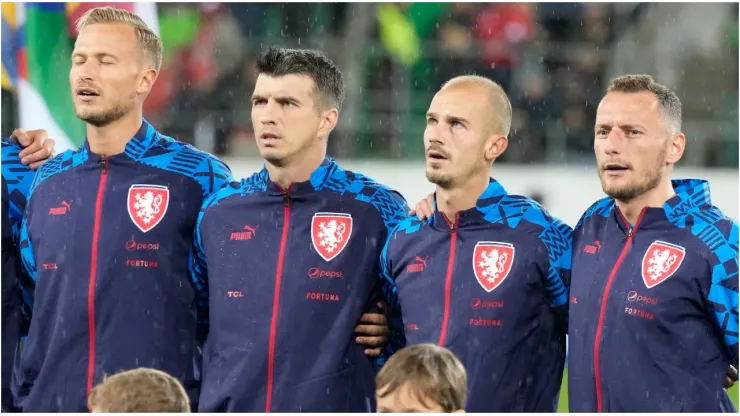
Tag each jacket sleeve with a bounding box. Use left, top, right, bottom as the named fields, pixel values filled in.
left=537, top=216, right=573, bottom=330
left=706, top=219, right=739, bottom=364
left=375, top=226, right=406, bottom=369
left=189, top=202, right=211, bottom=346
left=188, top=155, right=235, bottom=345
left=18, top=212, right=36, bottom=330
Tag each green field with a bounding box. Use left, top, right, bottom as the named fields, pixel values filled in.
left=556, top=368, right=740, bottom=412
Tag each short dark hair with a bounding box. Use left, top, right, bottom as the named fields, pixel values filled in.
left=607, top=74, right=682, bottom=131
left=256, top=47, right=345, bottom=113
left=376, top=344, right=467, bottom=412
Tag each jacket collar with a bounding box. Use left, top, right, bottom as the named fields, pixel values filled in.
left=612, top=179, right=712, bottom=232
left=255, top=156, right=339, bottom=196
left=82, top=119, right=157, bottom=163
left=429, top=178, right=509, bottom=230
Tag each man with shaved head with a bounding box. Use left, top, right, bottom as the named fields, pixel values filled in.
left=381, top=75, right=572, bottom=411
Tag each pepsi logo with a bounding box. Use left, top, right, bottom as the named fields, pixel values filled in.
left=308, top=268, right=343, bottom=279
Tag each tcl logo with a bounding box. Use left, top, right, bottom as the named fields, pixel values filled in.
left=470, top=298, right=504, bottom=310
left=228, top=291, right=244, bottom=298
left=308, top=268, right=343, bottom=279
left=125, top=239, right=160, bottom=251
left=627, top=291, right=658, bottom=305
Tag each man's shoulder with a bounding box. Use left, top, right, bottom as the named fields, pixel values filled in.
left=32, top=148, right=87, bottom=190
left=324, top=166, right=409, bottom=226
left=201, top=170, right=267, bottom=212
left=1, top=139, right=33, bottom=184
left=669, top=203, right=738, bottom=263
left=141, top=134, right=233, bottom=197
left=490, top=193, right=574, bottom=236
left=574, top=197, right=615, bottom=231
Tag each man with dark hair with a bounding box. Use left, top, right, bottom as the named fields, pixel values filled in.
left=376, top=344, right=467, bottom=413
left=193, top=47, right=409, bottom=412
left=567, top=74, right=738, bottom=412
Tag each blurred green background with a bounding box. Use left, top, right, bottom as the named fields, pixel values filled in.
left=556, top=368, right=740, bottom=412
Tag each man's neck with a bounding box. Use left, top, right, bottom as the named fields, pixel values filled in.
left=265, top=143, right=327, bottom=190
left=615, top=179, right=676, bottom=226
left=435, top=173, right=490, bottom=224
left=87, top=111, right=143, bottom=156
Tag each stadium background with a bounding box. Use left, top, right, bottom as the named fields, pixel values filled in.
left=1, top=2, right=738, bottom=410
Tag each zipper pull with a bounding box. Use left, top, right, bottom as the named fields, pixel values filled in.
left=100, top=156, right=108, bottom=173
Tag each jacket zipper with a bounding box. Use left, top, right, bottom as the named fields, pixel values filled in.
left=437, top=212, right=459, bottom=346
left=86, top=156, right=108, bottom=402
left=266, top=185, right=292, bottom=412
left=593, top=207, right=647, bottom=412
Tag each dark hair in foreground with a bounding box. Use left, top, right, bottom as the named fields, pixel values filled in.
left=256, top=47, right=345, bottom=113
left=376, top=344, right=467, bottom=412
left=607, top=74, right=682, bottom=131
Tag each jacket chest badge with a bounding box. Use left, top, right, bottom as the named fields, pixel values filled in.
left=473, top=242, right=515, bottom=292
left=311, top=212, right=353, bottom=261
left=641, top=240, right=686, bottom=289
left=127, top=184, right=170, bottom=233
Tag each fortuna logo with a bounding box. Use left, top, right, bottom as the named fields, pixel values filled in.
left=311, top=213, right=352, bottom=262
left=641, top=240, right=686, bottom=289
left=473, top=242, right=515, bottom=292
left=127, top=185, right=169, bottom=233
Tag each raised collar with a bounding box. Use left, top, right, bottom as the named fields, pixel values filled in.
left=429, top=178, right=509, bottom=230
left=610, top=179, right=713, bottom=232
left=82, top=119, right=157, bottom=163
left=255, top=156, right=339, bottom=196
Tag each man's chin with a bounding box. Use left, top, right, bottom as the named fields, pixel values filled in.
left=426, top=170, right=452, bottom=188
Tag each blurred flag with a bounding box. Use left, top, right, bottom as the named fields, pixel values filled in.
left=17, top=2, right=84, bottom=152
left=1, top=3, right=19, bottom=91
left=15, top=2, right=159, bottom=153
left=376, top=4, right=421, bottom=67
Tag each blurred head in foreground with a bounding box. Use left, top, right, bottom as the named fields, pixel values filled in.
left=594, top=74, right=685, bottom=203
left=424, top=75, right=511, bottom=189
left=70, top=7, right=162, bottom=127
left=376, top=344, right=467, bottom=413
left=251, top=47, right=345, bottom=169
left=88, top=368, right=190, bottom=413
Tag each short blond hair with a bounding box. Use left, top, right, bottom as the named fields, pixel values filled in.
left=442, top=75, right=512, bottom=137
left=88, top=368, right=190, bottom=413
left=76, top=6, right=162, bottom=70
left=607, top=74, right=682, bottom=132
left=376, top=344, right=467, bottom=412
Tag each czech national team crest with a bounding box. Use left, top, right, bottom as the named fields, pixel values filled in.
left=641, top=240, right=686, bottom=289
left=473, top=242, right=515, bottom=292
left=127, top=185, right=169, bottom=233
left=311, top=213, right=353, bottom=262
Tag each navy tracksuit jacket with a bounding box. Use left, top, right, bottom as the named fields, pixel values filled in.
left=16, top=120, right=233, bottom=411
left=193, top=157, right=409, bottom=412
left=568, top=179, right=739, bottom=412
left=1, top=139, right=34, bottom=412
left=382, top=178, right=572, bottom=412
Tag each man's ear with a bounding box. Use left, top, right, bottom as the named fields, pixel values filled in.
left=485, top=134, right=508, bottom=163
left=317, top=108, right=339, bottom=138
left=136, top=68, right=158, bottom=97
left=666, top=131, right=685, bottom=165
